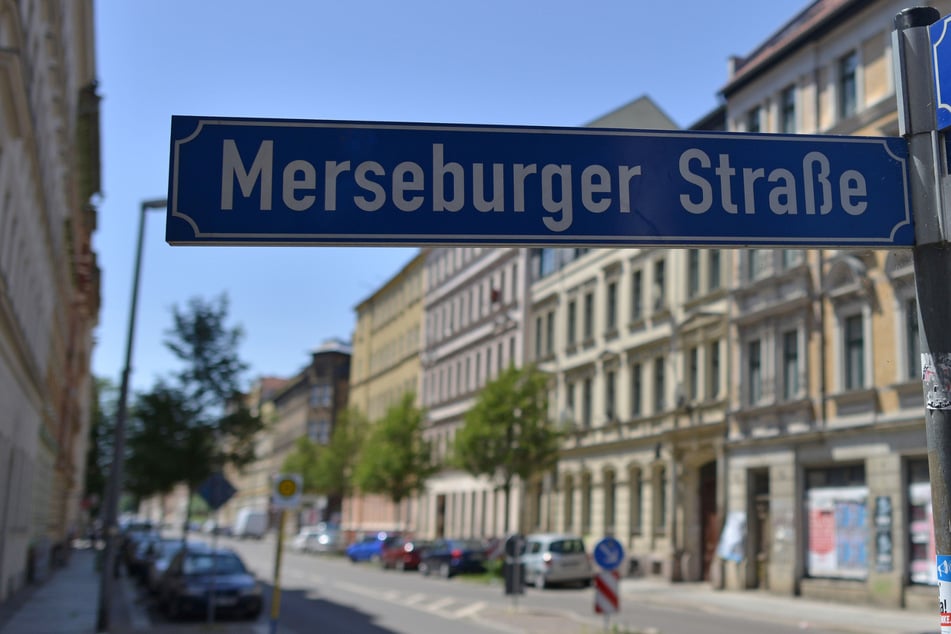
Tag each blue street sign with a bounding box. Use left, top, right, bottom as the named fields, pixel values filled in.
left=167, top=116, right=913, bottom=248
left=939, top=555, right=951, bottom=582
left=932, top=15, right=951, bottom=131
left=593, top=536, right=625, bottom=571
left=197, top=472, right=236, bottom=511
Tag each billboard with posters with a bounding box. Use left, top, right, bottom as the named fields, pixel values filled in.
left=807, top=486, right=868, bottom=580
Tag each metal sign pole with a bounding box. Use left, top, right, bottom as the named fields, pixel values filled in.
left=269, top=509, right=287, bottom=634
left=893, top=7, right=951, bottom=632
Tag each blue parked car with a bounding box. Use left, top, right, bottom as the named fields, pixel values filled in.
left=346, top=531, right=401, bottom=563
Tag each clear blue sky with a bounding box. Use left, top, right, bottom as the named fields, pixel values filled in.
left=92, top=0, right=807, bottom=393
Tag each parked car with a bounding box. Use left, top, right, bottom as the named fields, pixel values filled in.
left=126, top=534, right=172, bottom=581
left=519, top=533, right=592, bottom=589
left=146, top=540, right=209, bottom=595
left=345, top=531, right=400, bottom=563
left=293, top=523, right=343, bottom=554
left=157, top=547, right=262, bottom=621
left=418, top=538, right=487, bottom=578
left=381, top=538, right=432, bottom=571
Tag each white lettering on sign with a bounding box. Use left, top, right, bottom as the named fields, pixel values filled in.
left=218, top=140, right=870, bottom=233
left=678, top=148, right=868, bottom=217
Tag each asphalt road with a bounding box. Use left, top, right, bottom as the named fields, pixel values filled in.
left=198, top=536, right=843, bottom=634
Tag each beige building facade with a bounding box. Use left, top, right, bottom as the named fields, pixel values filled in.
left=0, top=0, right=101, bottom=602
left=345, top=251, right=426, bottom=534
left=717, top=0, right=951, bottom=609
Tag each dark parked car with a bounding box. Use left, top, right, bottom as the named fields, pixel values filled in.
left=418, top=538, right=487, bottom=578
left=146, top=540, right=209, bottom=594
left=158, top=548, right=262, bottom=621
left=345, top=532, right=401, bottom=563
left=381, top=538, right=432, bottom=571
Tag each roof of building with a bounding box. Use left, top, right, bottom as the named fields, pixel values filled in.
left=722, top=0, right=864, bottom=97
left=584, top=95, right=679, bottom=130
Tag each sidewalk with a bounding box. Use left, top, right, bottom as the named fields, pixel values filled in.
left=0, top=547, right=942, bottom=634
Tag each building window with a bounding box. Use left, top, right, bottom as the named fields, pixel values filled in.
left=656, top=466, right=668, bottom=532
left=582, top=377, right=593, bottom=428
left=688, top=346, right=699, bottom=401
left=567, top=300, right=577, bottom=346
left=748, top=339, right=762, bottom=404
left=708, top=340, right=720, bottom=399
left=605, top=370, right=616, bottom=423
left=839, top=51, right=858, bottom=119
left=781, top=84, right=796, bottom=133
left=653, top=259, right=666, bottom=310
left=653, top=357, right=665, bottom=413
left=783, top=329, right=800, bottom=400
left=583, top=292, right=594, bottom=341
left=709, top=251, right=721, bottom=290
left=687, top=249, right=700, bottom=298
left=606, top=280, right=618, bottom=332
left=630, top=468, right=643, bottom=535
left=908, top=458, right=935, bottom=585
left=604, top=471, right=616, bottom=535
left=747, top=250, right=767, bottom=281
left=806, top=464, right=868, bottom=580
left=581, top=474, right=592, bottom=535
left=631, top=270, right=643, bottom=320
left=746, top=105, right=761, bottom=133
left=631, top=362, right=642, bottom=417
left=906, top=298, right=921, bottom=381
left=564, top=477, right=574, bottom=534
left=844, top=314, right=865, bottom=390
left=782, top=249, right=804, bottom=269
left=534, top=316, right=543, bottom=360
left=566, top=380, right=575, bottom=418
left=545, top=310, right=555, bottom=356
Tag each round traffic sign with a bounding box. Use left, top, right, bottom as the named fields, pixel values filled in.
left=593, top=536, right=625, bottom=571
left=277, top=478, right=297, bottom=497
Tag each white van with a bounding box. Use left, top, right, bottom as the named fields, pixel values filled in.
left=232, top=508, right=268, bottom=539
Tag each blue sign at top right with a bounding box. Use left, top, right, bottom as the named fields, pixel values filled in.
left=931, top=15, right=951, bottom=130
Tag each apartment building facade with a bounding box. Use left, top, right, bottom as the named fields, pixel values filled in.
left=717, top=0, right=950, bottom=609
left=418, top=247, right=530, bottom=539
left=345, top=251, right=426, bottom=534
left=263, top=340, right=351, bottom=528
left=0, top=0, right=101, bottom=602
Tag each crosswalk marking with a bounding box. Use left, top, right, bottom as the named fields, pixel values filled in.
left=449, top=600, right=486, bottom=619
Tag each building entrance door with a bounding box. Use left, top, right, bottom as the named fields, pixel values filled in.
left=749, top=469, right=770, bottom=589
left=699, top=462, right=718, bottom=581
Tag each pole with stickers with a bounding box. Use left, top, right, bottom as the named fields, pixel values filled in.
left=894, top=7, right=951, bottom=633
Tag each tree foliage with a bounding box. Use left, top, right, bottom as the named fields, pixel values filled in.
left=453, top=364, right=561, bottom=531
left=83, top=377, right=116, bottom=518
left=283, top=407, right=367, bottom=498
left=354, top=393, right=437, bottom=513
left=124, top=294, right=262, bottom=499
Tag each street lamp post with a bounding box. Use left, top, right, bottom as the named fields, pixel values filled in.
left=96, top=198, right=167, bottom=632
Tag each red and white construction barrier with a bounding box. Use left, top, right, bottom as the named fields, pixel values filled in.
left=594, top=570, right=620, bottom=614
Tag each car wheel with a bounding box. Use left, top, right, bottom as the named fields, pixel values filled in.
left=581, top=577, right=592, bottom=588
left=166, top=597, right=182, bottom=621
left=439, top=562, right=452, bottom=579
left=245, top=606, right=262, bottom=621
left=349, top=555, right=357, bottom=563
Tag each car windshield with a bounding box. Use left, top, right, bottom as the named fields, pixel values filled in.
left=183, top=553, right=247, bottom=575
left=549, top=539, right=585, bottom=554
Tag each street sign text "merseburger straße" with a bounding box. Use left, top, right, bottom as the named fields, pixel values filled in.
left=166, top=116, right=913, bottom=248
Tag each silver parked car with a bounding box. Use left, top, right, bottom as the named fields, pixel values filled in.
left=520, top=533, right=593, bottom=589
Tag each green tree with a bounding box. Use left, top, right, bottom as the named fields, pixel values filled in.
left=83, top=377, right=116, bottom=519
left=123, top=294, right=261, bottom=528
left=354, top=394, right=437, bottom=526
left=282, top=407, right=367, bottom=513
left=453, top=364, right=561, bottom=533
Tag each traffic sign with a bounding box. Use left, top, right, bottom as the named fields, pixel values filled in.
left=271, top=473, right=302, bottom=510
left=167, top=116, right=913, bottom=248
left=196, top=472, right=236, bottom=511
left=593, top=536, right=625, bottom=571
left=932, top=15, right=951, bottom=130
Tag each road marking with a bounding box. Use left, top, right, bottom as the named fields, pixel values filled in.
left=449, top=601, right=486, bottom=619
left=382, top=589, right=400, bottom=600
left=403, top=593, right=427, bottom=605
left=426, top=597, right=456, bottom=612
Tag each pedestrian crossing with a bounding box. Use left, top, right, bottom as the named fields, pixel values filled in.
left=325, top=577, right=488, bottom=621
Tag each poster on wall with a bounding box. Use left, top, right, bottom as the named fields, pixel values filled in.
left=909, top=482, right=937, bottom=585
left=807, top=486, right=868, bottom=580
left=716, top=511, right=746, bottom=562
